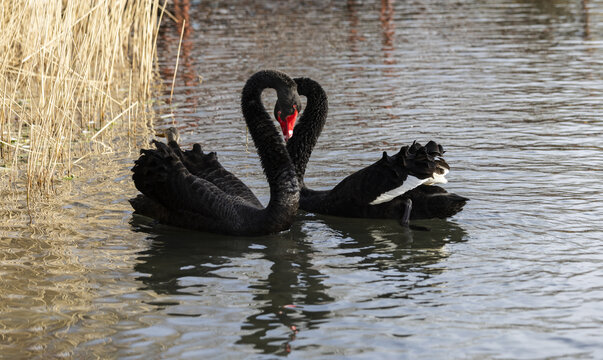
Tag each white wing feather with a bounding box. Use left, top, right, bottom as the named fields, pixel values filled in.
left=369, top=168, right=449, bottom=205
left=369, top=176, right=426, bottom=205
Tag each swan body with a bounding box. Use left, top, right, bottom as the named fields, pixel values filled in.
left=299, top=141, right=463, bottom=225
left=288, top=77, right=467, bottom=224
left=130, top=70, right=302, bottom=236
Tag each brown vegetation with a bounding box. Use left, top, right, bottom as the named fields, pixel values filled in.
left=0, top=0, right=164, bottom=195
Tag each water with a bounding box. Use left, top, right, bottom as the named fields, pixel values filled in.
left=2, top=0, right=603, bottom=358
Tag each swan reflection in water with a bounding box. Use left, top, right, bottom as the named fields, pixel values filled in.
left=132, top=216, right=466, bottom=355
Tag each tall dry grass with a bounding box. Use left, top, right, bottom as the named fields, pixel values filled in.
left=0, top=0, right=164, bottom=196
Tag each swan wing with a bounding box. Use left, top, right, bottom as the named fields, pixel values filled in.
left=323, top=154, right=414, bottom=207
left=165, top=139, right=262, bottom=208
left=132, top=141, right=254, bottom=223
left=369, top=175, right=427, bottom=205
left=179, top=143, right=263, bottom=208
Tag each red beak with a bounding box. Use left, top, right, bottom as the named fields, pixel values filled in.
left=278, top=109, right=298, bottom=141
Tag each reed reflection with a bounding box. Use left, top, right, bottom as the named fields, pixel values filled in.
left=346, top=0, right=364, bottom=49
left=507, top=0, right=591, bottom=41
left=380, top=0, right=396, bottom=66
left=158, top=0, right=200, bottom=118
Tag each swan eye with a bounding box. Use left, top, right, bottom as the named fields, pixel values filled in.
left=292, top=104, right=297, bottom=110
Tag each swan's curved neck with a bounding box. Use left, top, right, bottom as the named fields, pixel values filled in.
left=240, top=70, right=299, bottom=219
left=287, top=77, right=328, bottom=185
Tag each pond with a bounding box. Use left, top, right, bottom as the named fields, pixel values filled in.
left=2, top=0, right=603, bottom=358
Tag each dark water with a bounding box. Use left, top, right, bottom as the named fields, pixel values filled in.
left=2, top=0, right=603, bottom=358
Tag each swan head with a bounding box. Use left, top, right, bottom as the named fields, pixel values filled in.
left=275, top=92, right=302, bottom=141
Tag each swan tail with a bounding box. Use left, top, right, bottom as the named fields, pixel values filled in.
left=406, top=185, right=469, bottom=219
left=427, top=192, right=468, bottom=219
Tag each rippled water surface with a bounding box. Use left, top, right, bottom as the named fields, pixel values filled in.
left=2, top=0, right=603, bottom=358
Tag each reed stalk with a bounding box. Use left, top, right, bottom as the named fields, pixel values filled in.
left=0, top=0, right=163, bottom=196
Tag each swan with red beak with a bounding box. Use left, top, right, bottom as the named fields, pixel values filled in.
left=275, top=98, right=300, bottom=141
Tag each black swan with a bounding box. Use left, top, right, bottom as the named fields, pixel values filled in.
left=286, top=77, right=468, bottom=226
left=130, top=70, right=302, bottom=236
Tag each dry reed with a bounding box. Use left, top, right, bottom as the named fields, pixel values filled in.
left=0, top=0, right=164, bottom=197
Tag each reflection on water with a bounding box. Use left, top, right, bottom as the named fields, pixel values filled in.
left=2, top=0, right=603, bottom=358
left=132, top=216, right=465, bottom=356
